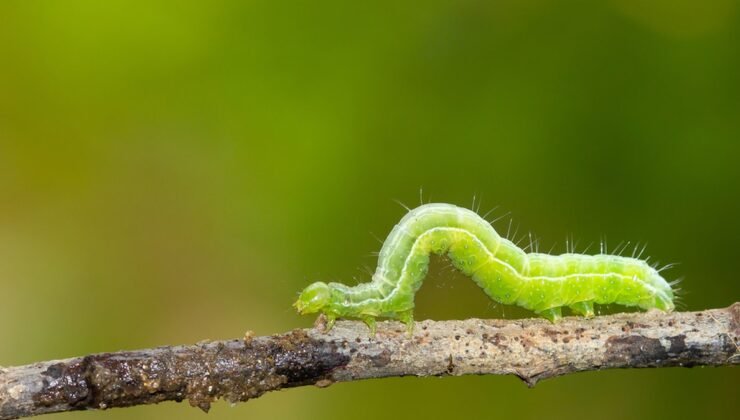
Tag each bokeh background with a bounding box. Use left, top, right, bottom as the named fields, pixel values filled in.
left=1, top=1, right=739, bottom=419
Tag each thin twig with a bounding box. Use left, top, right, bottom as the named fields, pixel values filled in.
left=1, top=304, right=738, bottom=419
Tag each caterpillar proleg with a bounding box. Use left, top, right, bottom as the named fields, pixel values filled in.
left=295, top=203, right=675, bottom=333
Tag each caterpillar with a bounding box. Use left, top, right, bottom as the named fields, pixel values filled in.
left=295, top=203, right=675, bottom=333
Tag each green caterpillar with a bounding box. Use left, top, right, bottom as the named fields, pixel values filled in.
left=295, top=203, right=675, bottom=333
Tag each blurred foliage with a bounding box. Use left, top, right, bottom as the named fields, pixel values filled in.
left=0, top=1, right=738, bottom=419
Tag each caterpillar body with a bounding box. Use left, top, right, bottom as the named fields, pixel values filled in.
left=295, top=203, right=675, bottom=333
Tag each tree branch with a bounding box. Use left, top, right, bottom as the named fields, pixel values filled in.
left=1, top=304, right=738, bottom=419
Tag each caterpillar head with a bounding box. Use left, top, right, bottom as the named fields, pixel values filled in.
left=294, top=281, right=330, bottom=315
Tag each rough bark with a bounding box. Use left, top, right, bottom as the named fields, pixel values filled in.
left=1, top=304, right=738, bottom=419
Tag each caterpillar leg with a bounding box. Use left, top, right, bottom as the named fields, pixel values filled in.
left=318, top=313, right=336, bottom=332
left=362, top=316, right=377, bottom=336
left=398, top=310, right=415, bottom=337
left=539, top=307, right=562, bottom=323
left=569, top=301, right=595, bottom=318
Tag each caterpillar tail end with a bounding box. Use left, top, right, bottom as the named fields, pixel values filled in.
left=656, top=293, right=675, bottom=313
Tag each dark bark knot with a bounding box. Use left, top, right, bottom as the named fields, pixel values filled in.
left=33, top=330, right=351, bottom=414
left=37, top=359, right=93, bottom=409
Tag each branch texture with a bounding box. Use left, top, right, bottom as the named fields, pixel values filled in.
left=1, top=304, right=738, bottom=419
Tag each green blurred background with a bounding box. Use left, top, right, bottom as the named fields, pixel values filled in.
left=1, top=1, right=738, bottom=419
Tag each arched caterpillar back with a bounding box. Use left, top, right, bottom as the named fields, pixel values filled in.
left=295, top=203, right=675, bottom=333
